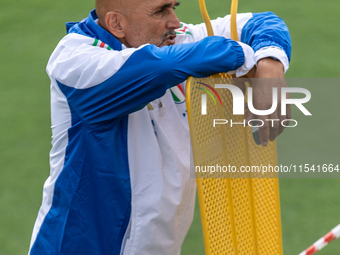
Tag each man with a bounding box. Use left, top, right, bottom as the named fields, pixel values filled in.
left=29, top=0, right=291, bottom=254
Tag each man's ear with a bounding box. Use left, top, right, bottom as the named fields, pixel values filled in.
left=105, top=12, right=125, bottom=38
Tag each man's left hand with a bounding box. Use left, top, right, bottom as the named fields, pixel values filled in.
left=245, top=57, right=291, bottom=146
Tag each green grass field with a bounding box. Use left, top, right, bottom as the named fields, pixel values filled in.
left=1, top=0, right=339, bottom=254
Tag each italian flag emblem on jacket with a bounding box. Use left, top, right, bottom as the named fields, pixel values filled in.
left=170, top=84, right=185, bottom=104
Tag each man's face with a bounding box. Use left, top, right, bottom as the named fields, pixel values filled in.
left=121, top=0, right=181, bottom=48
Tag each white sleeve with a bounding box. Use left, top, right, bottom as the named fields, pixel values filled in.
left=175, top=12, right=290, bottom=72
left=234, top=42, right=255, bottom=77
left=254, top=46, right=289, bottom=73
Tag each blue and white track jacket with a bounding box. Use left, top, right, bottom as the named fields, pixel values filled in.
left=29, top=9, right=291, bottom=255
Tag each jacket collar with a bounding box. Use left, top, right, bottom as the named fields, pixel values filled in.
left=66, top=9, right=123, bottom=51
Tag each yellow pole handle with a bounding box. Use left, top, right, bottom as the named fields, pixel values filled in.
left=230, top=0, right=239, bottom=41
left=198, top=0, right=214, bottom=36
left=198, top=0, right=239, bottom=40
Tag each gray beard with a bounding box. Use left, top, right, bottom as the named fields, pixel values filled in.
left=158, top=30, right=177, bottom=46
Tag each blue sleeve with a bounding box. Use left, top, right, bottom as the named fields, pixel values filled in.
left=57, top=36, right=244, bottom=125
left=241, top=12, right=292, bottom=61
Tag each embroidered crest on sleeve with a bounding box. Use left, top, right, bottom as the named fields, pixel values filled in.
left=175, top=23, right=192, bottom=36
left=170, top=84, right=185, bottom=104
left=92, top=39, right=112, bottom=50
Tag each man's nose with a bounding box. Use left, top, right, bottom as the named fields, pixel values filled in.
left=167, top=10, right=181, bottom=30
